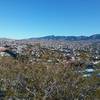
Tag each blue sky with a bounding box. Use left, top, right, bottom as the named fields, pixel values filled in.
left=0, top=0, right=100, bottom=39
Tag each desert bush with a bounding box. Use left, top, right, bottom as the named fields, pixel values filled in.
left=0, top=48, right=99, bottom=100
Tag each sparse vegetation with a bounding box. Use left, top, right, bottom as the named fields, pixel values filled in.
left=0, top=45, right=100, bottom=100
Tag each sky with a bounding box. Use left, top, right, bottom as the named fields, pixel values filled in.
left=0, top=0, right=100, bottom=39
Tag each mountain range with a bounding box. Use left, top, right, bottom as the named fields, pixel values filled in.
left=0, top=34, right=100, bottom=41
left=29, top=34, right=100, bottom=41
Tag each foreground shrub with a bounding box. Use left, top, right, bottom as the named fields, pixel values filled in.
left=0, top=55, right=99, bottom=100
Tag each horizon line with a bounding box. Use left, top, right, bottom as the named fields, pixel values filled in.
left=0, top=33, right=99, bottom=40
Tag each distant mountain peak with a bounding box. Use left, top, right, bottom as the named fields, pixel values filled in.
left=28, top=34, right=100, bottom=41
left=0, top=34, right=100, bottom=41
